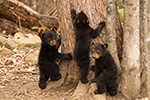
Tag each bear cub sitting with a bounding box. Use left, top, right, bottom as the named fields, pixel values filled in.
left=71, top=9, right=105, bottom=84
left=38, top=27, right=72, bottom=89
left=90, top=43, right=118, bottom=96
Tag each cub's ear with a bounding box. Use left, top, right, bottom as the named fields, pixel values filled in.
left=52, top=27, right=57, bottom=32
left=39, top=32, right=44, bottom=38
left=103, top=43, right=108, bottom=49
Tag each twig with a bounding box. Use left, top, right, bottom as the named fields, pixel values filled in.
left=39, top=21, right=50, bottom=30
left=18, top=16, right=23, bottom=33
left=10, top=8, right=24, bottom=34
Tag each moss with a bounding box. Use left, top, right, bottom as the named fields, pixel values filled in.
left=118, top=8, right=124, bottom=19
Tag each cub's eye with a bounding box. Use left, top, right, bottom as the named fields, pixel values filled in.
left=96, top=50, right=100, bottom=54
left=86, top=19, right=89, bottom=23
left=76, top=19, right=80, bottom=24
left=53, top=36, right=56, bottom=40
left=73, top=19, right=76, bottom=24
left=83, top=19, right=89, bottom=24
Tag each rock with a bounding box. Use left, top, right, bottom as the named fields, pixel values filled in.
left=0, top=48, right=13, bottom=56
left=14, top=32, right=26, bottom=39
left=19, top=34, right=41, bottom=49
left=0, top=36, right=7, bottom=47
left=24, top=50, right=39, bottom=65
left=5, top=39, right=18, bottom=50
left=5, top=33, right=41, bottom=50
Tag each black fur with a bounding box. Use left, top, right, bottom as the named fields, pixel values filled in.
left=38, top=28, right=72, bottom=89
left=90, top=43, right=118, bottom=96
left=71, top=9, right=106, bottom=84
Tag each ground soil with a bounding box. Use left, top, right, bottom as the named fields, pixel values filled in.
left=0, top=47, right=95, bottom=100
left=0, top=67, right=92, bottom=100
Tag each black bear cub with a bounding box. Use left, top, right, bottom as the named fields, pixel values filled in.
left=38, top=28, right=72, bottom=89
left=90, top=43, right=118, bottom=96
left=71, top=9, right=105, bottom=84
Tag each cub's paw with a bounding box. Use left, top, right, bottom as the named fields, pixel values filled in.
left=67, top=53, right=72, bottom=60
left=71, top=8, right=76, bottom=14
left=71, top=8, right=76, bottom=19
left=58, top=35, right=61, bottom=41
left=107, top=89, right=117, bottom=96
left=38, top=82, right=46, bottom=89
left=51, top=73, right=62, bottom=81
left=94, top=90, right=105, bottom=94
left=90, top=65, right=95, bottom=72
left=99, top=21, right=106, bottom=27
left=80, top=77, right=89, bottom=84
left=91, top=78, right=96, bottom=83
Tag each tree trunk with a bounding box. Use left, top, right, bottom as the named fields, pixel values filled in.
left=106, top=0, right=122, bottom=76
left=0, top=0, right=58, bottom=31
left=146, top=0, right=150, bottom=99
left=140, top=0, right=149, bottom=97
left=120, top=0, right=141, bottom=99
left=56, top=0, right=123, bottom=99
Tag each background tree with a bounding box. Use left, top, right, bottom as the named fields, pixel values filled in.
left=121, top=0, right=150, bottom=99
left=140, top=0, right=149, bottom=98
left=146, top=0, right=150, bottom=99
left=120, top=0, right=141, bottom=99
left=106, top=0, right=122, bottom=76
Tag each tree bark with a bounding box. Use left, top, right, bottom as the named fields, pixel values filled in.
left=0, top=0, right=58, bottom=31
left=120, top=0, right=141, bottom=99
left=106, top=0, right=122, bottom=76
left=140, top=0, right=148, bottom=97
left=146, top=0, right=150, bottom=99
left=56, top=0, right=123, bottom=99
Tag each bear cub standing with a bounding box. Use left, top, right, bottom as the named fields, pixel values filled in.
left=38, top=28, right=72, bottom=89
left=71, top=9, right=105, bottom=84
left=90, top=43, right=118, bottom=96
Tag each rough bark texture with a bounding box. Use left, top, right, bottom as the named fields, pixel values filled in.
left=56, top=0, right=123, bottom=100
left=106, top=0, right=122, bottom=76
left=0, top=0, right=58, bottom=31
left=146, top=0, right=150, bottom=99
left=140, top=0, right=148, bottom=97
left=120, top=0, right=141, bottom=99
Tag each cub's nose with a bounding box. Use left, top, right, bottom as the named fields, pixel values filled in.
left=49, top=40, right=56, bottom=46
left=52, top=40, right=56, bottom=45
left=92, top=53, right=99, bottom=59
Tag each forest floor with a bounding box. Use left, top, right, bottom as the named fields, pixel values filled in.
left=0, top=66, right=90, bottom=100
left=0, top=46, right=94, bottom=100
